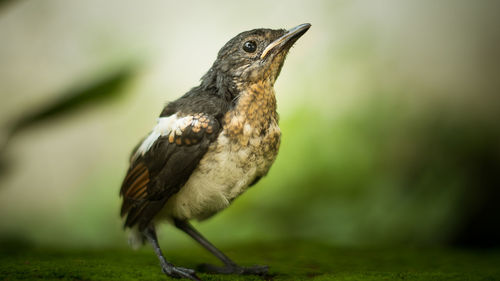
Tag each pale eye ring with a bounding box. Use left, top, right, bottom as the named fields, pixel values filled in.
left=243, top=41, right=257, bottom=53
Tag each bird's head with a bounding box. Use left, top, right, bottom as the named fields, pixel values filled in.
left=201, top=23, right=311, bottom=95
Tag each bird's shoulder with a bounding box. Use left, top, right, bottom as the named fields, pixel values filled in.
left=132, top=87, right=231, bottom=162
left=160, top=86, right=232, bottom=119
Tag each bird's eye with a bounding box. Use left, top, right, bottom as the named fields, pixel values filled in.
left=243, top=41, right=257, bottom=53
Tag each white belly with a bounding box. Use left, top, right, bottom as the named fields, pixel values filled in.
left=158, top=124, right=280, bottom=221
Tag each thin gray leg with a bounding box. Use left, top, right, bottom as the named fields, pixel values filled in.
left=174, top=219, right=268, bottom=275
left=142, top=225, right=202, bottom=280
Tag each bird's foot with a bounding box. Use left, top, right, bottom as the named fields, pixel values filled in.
left=162, top=264, right=201, bottom=281
left=198, top=263, right=269, bottom=275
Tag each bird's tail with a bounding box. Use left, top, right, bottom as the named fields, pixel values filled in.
left=126, top=226, right=145, bottom=250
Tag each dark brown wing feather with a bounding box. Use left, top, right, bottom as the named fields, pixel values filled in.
left=122, top=163, right=149, bottom=199
left=120, top=113, right=221, bottom=230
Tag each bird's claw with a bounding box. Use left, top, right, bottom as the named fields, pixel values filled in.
left=198, top=263, right=269, bottom=275
left=162, top=265, right=201, bottom=280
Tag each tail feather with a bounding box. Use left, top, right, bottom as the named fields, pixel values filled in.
left=127, top=226, right=145, bottom=250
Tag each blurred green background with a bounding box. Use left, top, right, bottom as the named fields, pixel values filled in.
left=1, top=0, right=499, bottom=258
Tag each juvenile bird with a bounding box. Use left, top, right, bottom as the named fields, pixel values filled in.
left=119, top=23, right=311, bottom=280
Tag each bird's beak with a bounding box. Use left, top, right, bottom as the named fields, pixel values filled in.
left=261, top=23, right=311, bottom=59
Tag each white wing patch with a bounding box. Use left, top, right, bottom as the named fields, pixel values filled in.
left=131, top=113, right=192, bottom=162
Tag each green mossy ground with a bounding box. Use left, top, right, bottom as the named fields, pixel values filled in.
left=1, top=241, right=499, bottom=281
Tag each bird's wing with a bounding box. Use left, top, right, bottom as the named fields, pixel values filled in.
left=120, top=112, right=221, bottom=230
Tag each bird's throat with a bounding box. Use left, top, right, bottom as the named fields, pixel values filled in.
left=223, top=81, right=278, bottom=140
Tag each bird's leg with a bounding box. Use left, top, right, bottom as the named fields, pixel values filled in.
left=142, top=225, right=202, bottom=281
left=174, top=219, right=268, bottom=275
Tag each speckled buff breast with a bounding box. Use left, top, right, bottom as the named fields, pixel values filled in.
left=161, top=81, right=281, bottom=221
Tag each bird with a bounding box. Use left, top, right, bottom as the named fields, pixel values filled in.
left=119, top=23, right=311, bottom=280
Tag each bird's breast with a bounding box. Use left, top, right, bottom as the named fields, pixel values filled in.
left=160, top=123, right=280, bottom=221
left=159, top=83, right=281, bottom=221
